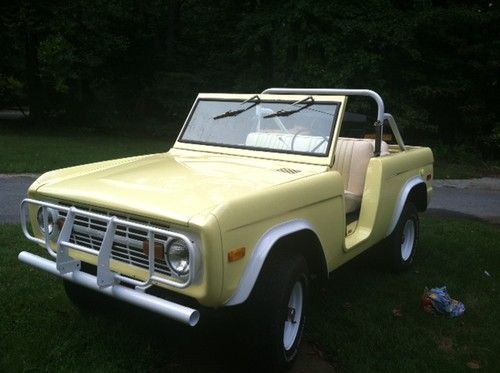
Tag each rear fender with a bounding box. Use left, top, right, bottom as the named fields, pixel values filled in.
left=386, top=176, right=426, bottom=236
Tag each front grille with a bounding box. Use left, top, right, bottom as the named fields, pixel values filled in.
left=59, top=207, right=173, bottom=277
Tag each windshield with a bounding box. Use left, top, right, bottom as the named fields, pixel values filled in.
left=179, top=98, right=340, bottom=156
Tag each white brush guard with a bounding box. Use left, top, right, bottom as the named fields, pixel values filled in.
left=19, top=198, right=200, bottom=326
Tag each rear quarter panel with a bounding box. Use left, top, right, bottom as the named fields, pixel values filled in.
left=343, top=146, right=433, bottom=256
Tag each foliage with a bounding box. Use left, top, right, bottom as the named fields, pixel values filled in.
left=0, top=1, right=499, bottom=157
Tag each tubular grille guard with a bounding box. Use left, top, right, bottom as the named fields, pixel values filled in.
left=20, top=198, right=199, bottom=289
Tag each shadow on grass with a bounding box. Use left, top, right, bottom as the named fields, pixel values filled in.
left=1, top=217, right=499, bottom=372
left=69, top=296, right=255, bottom=372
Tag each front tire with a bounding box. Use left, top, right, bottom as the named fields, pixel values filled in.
left=246, top=252, right=309, bottom=371
left=387, top=201, right=419, bottom=272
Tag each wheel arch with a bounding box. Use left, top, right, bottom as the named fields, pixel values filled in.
left=387, top=176, right=427, bottom=236
left=270, top=229, right=328, bottom=284
left=407, top=182, right=427, bottom=212
left=224, top=219, right=327, bottom=306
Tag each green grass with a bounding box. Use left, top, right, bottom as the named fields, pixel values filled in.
left=308, top=218, right=500, bottom=371
left=1, top=217, right=499, bottom=372
left=1, top=130, right=498, bottom=178
left=0, top=132, right=173, bottom=173
left=431, top=144, right=499, bottom=179
left=433, top=159, right=499, bottom=179
left=0, top=224, right=233, bottom=372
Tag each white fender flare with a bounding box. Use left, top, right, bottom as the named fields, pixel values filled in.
left=386, top=176, right=426, bottom=236
left=225, top=219, right=320, bottom=306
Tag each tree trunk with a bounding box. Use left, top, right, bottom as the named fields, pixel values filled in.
left=24, top=27, right=42, bottom=125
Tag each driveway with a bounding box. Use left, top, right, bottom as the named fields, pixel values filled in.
left=426, top=177, right=500, bottom=224
left=0, top=174, right=39, bottom=223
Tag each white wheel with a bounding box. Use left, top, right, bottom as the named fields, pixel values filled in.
left=401, top=220, right=416, bottom=261
left=283, top=281, right=304, bottom=350
left=387, top=201, right=419, bottom=272
left=246, top=252, right=309, bottom=370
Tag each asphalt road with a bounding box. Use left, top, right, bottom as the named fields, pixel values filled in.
left=427, top=178, right=500, bottom=224
left=0, top=174, right=39, bottom=223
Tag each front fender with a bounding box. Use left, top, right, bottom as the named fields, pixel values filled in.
left=224, top=219, right=320, bottom=306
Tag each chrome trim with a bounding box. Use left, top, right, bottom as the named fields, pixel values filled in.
left=20, top=198, right=199, bottom=289
left=18, top=251, right=200, bottom=326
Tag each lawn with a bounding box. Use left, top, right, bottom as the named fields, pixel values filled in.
left=307, top=217, right=500, bottom=371
left=1, top=130, right=498, bottom=178
left=0, top=132, right=173, bottom=174
left=1, top=217, right=499, bottom=372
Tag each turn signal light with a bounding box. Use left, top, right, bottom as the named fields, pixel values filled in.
left=228, top=247, right=246, bottom=262
left=56, top=218, right=65, bottom=230
left=142, top=240, right=165, bottom=260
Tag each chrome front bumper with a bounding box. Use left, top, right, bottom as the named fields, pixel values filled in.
left=19, top=198, right=200, bottom=326
left=18, top=251, right=200, bottom=325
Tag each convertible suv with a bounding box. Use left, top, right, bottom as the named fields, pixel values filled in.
left=19, top=88, right=433, bottom=370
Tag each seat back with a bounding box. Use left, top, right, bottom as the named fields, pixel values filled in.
left=245, top=132, right=328, bottom=154
left=244, top=133, right=388, bottom=197
left=333, top=137, right=389, bottom=196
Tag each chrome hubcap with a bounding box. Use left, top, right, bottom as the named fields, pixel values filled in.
left=283, top=281, right=303, bottom=350
left=287, top=306, right=297, bottom=324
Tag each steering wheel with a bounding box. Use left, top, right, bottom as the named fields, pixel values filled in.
left=291, top=131, right=329, bottom=153
left=290, top=130, right=308, bottom=151
left=310, top=137, right=329, bottom=153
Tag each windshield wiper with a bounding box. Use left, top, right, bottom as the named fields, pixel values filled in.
left=213, top=95, right=260, bottom=120
left=263, top=96, right=315, bottom=118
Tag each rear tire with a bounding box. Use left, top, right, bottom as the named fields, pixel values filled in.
left=246, top=252, right=309, bottom=371
left=387, top=201, right=419, bottom=272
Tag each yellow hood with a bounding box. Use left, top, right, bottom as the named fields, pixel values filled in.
left=34, top=151, right=319, bottom=226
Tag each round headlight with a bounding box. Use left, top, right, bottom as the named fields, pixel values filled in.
left=36, top=207, right=57, bottom=236
left=165, top=239, right=190, bottom=275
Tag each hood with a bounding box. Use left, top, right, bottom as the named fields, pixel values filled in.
left=34, top=152, right=319, bottom=226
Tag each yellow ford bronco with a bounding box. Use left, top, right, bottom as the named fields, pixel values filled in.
left=19, top=88, right=433, bottom=370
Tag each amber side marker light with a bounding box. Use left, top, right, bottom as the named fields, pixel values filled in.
left=142, top=240, right=165, bottom=260
left=56, top=218, right=65, bottom=230
left=228, top=247, right=246, bottom=262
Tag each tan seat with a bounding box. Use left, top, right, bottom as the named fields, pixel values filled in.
left=246, top=133, right=388, bottom=213
left=334, top=137, right=389, bottom=213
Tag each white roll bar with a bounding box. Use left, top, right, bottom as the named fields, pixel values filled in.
left=261, top=88, right=397, bottom=156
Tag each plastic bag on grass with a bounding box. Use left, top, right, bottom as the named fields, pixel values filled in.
left=421, top=286, right=465, bottom=317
